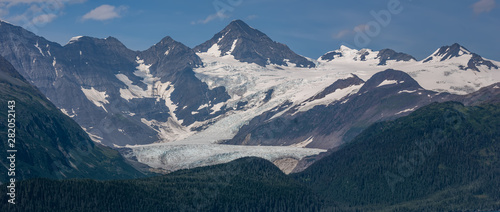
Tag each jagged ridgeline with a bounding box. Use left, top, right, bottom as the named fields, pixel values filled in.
left=294, top=102, right=500, bottom=211
left=0, top=55, right=146, bottom=182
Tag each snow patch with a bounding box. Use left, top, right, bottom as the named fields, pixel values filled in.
left=34, top=42, right=44, bottom=56
left=210, top=102, right=225, bottom=114
left=377, top=80, right=399, bottom=87
left=68, top=36, right=83, bottom=44
left=81, top=87, right=109, bottom=112
left=294, top=84, right=363, bottom=113
left=396, top=106, right=418, bottom=115
left=398, top=90, right=417, bottom=94
left=206, top=43, right=222, bottom=56
left=291, top=136, right=314, bottom=148
left=140, top=117, right=192, bottom=143
left=81, top=127, right=103, bottom=143
left=60, top=108, right=75, bottom=118
left=227, top=39, right=238, bottom=55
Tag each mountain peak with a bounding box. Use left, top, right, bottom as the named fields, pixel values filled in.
left=319, top=47, right=415, bottom=65
left=67, top=36, right=85, bottom=44
left=339, top=45, right=353, bottom=51
left=221, top=20, right=263, bottom=38
left=423, top=43, right=471, bottom=62
left=159, top=36, right=175, bottom=43
left=359, top=69, right=422, bottom=92
left=436, top=43, right=471, bottom=57
left=376, top=49, right=416, bottom=65
left=226, top=19, right=253, bottom=30
left=422, top=43, right=498, bottom=71
left=194, top=21, right=315, bottom=68
left=66, top=36, right=117, bottom=45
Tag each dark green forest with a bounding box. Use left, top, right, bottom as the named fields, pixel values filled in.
left=1, top=157, right=323, bottom=212
left=296, top=102, right=500, bottom=211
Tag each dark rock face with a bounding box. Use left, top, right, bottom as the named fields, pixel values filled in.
left=139, top=36, right=203, bottom=80
left=305, top=74, right=364, bottom=102
left=0, top=21, right=230, bottom=146
left=358, top=69, right=421, bottom=92
left=194, top=20, right=315, bottom=68
left=376, top=49, right=416, bottom=65
left=423, top=43, right=498, bottom=71
left=434, top=43, right=466, bottom=61
left=0, top=55, right=145, bottom=182
left=319, top=51, right=343, bottom=61
left=359, top=51, right=370, bottom=61
left=466, top=53, right=499, bottom=72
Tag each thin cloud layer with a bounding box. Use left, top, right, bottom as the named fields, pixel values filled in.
left=472, top=0, right=496, bottom=14
left=82, top=4, right=126, bottom=21
left=0, top=0, right=83, bottom=26
left=32, top=13, right=56, bottom=24
left=334, top=24, right=369, bottom=39
left=0, top=0, right=85, bottom=7
left=191, top=12, right=228, bottom=25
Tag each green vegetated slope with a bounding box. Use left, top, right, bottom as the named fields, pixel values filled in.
left=296, top=101, right=500, bottom=211
left=1, top=157, right=323, bottom=212
left=0, top=56, right=146, bottom=182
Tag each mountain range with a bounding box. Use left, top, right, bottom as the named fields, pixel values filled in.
left=1, top=18, right=499, bottom=211
left=0, top=19, right=499, bottom=173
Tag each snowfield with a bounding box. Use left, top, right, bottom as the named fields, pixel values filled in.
left=118, top=44, right=500, bottom=173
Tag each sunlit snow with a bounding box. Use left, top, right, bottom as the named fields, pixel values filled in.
left=81, top=87, right=109, bottom=112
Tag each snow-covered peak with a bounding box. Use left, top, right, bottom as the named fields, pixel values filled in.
left=67, top=36, right=84, bottom=44
left=339, top=45, right=353, bottom=51
left=194, top=20, right=315, bottom=67
left=319, top=45, right=378, bottom=63
left=423, top=43, right=472, bottom=63
left=0, top=19, right=11, bottom=25
left=320, top=46, right=416, bottom=66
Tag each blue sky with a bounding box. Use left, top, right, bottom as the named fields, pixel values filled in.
left=1, top=0, right=499, bottom=60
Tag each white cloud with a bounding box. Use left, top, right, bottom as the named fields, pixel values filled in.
left=246, top=14, right=258, bottom=20
left=191, top=11, right=228, bottom=25
left=472, top=0, right=496, bottom=14
left=32, top=13, right=56, bottom=24
left=0, top=0, right=85, bottom=26
left=334, top=29, right=352, bottom=39
left=0, top=0, right=85, bottom=7
left=0, top=3, right=9, bottom=17
left=82, top=4, right=127, bottom=21
left=333, top=24, right=369, bottom=39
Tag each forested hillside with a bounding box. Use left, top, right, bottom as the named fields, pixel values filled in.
left=296, top=102, right=500, bottom=211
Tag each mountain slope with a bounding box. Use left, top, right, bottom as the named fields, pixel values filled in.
left=294, top=101, right=500, bottom=211
left=0, top=157, right=323, bottom=212
left=0, top=21, right=231, bottom=146
left=225, top=69, right=452, bottom=149
left=0, top=55, right=146, bottom=182
left=194, top=20, right=315, bottom=67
